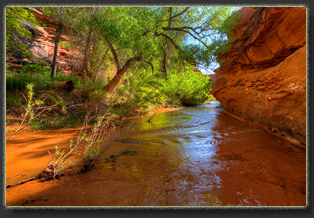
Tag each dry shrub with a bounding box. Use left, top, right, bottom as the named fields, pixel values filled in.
left=44, top=109, right=123, bottom=179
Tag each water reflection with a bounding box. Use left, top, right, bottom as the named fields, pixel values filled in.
left=98, top=101, right=306, bottom=206
left=6, top=102, right=306, bottom=206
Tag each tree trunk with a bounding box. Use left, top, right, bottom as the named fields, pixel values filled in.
left=158, top=49, right=167, bottom=80
left=51, top=20, right=63, bottom=80
left=93, top=48, right=109, bottom=82
left=81, top=27, right=93, bottom=79
left=104, top=34, right=121, bottom=71
left=103, top=56, right=142, bottom=93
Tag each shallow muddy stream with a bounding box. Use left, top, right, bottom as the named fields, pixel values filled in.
left=6, top=102, right=306, bottom=206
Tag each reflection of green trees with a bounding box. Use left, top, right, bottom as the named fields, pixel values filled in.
left=134, top=110, right=191, bottom=132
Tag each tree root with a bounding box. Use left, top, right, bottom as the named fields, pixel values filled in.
left=6, top=177, right=38, bottom=189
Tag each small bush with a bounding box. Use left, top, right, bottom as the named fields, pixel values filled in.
left=44, top=110, right=122, bottom=179
left=164, top=68, right=213, bottom=106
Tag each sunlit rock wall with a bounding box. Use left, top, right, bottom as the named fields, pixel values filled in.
left=212, top=7, right=307, bottom=147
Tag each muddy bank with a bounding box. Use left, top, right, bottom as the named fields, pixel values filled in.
left=6, top=126, right=83, bottom=186
left=5, top=106, right=185, bottom=187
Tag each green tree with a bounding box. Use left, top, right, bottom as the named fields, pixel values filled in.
left=93, top=7, right=238, bottom=93
left=54, top=7, right=110, bottom=82
left=41, top=7, right=83, bottom=79
left=70, top=7, right=104, bottom=80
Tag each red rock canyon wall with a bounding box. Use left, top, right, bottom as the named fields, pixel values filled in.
left=212, top=7, right=307, bottom=147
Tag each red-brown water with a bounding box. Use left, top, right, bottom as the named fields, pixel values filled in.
left=6, top=102, right=307, bottom=207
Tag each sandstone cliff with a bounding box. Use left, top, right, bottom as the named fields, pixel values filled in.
left=212, top=7, right=307, bottom=147
left=6, top=8, right=83, bottom=76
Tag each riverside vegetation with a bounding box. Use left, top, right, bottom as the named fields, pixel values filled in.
left=6, top=6, right=240, bottom=183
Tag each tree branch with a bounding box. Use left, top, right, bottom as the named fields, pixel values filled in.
left=144, top=60, right=154, bottom=74
left=168, top=7, right=173, bottom=28
left=103, top=56, right=142, bottom=93
left=169, top=7, right=190, bottom=21
left=155, top=32, right=180, bottom=50
left=162, top=27, right=208, bottom=48
left=103, top=34, right=121, bottom=71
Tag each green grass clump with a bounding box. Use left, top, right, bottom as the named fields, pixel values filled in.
left=29, top=113, right=85, bottom=130
left=6, top=62, right=82, bottom=92
left=6, top=90, right=24, bottom=107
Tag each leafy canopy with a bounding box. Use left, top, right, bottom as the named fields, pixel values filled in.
left=92, top=7, right=238, bottom=71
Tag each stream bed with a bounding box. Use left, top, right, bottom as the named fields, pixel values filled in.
left=6, top=102, right=306, bottom=206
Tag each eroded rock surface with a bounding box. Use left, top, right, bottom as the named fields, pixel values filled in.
left=212, top=7, right=307, bottom=146
left=7, top=8, right=83, bottom=76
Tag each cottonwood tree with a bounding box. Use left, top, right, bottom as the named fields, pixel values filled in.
left=51, top=8, right=64, bottom=80
left=91, top=7, right=239, bottom=92
left=64, top=7, right=110, bottom=82
left=72, top=7, right=102, bottom=80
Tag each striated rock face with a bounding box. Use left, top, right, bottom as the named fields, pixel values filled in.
left=212, top=7, right=307, bottom=147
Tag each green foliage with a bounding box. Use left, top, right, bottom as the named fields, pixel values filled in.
left=21, top=62, right=50, bottom=74
left=25, top=83, right=35, bottom=120
left=74, top=77, right=106, bottom=91
left=59, top=41, right=71, bottom=50
left=6, top=63, right=51, bottom=91
left=7, top=82, right=44, bottom=138
left=208, top=94, right=217, bottom=101
left=6, top=72, right=50, bottom=92
left=24, top=83, right=44, bottom=126
left=6, top=6, right=237, bottom=122
left=6, top=62, right=82, bottom=92
left=161, top=67, right=213, bottom=106
left=30, top=113, right=85, bottom=130
left=111, top=65, right=213, bottom=116
left=94, top=7, right=234, bottom=70
left=6, top=7, right=38, bottom=57
left=81, top=114, right=115, bottom=161
left=6, top=90, right=24, bottom=107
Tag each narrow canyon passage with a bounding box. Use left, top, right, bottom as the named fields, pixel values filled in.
left=6, top=102, right=306, bottom=206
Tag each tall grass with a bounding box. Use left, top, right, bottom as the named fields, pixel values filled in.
left=5, top=62, right=99, bottom=93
